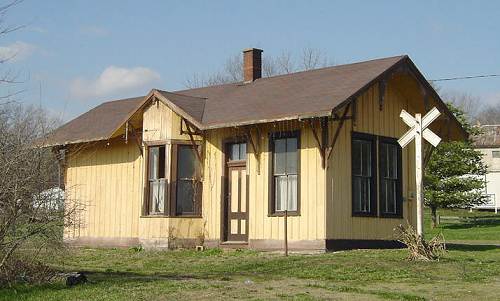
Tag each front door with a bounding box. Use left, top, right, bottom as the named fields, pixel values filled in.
left=225, top=142, right=248, bottom=242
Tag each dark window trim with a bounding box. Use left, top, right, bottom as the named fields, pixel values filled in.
left=351, top=131, right=378, bottom=217
left=378, top=135, right=403, bottom=218
left=144, top=144, right=169, bottom=216
left=268, top=130, right=301, bottom=217
left=171, top=143, right=203, bottom=217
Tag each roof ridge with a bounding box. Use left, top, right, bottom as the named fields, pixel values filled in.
left=173, top=55, right=408, bottom=93
left=250, top=54, right=408, bottom=82
left=156, top=89, right=208, bottom=100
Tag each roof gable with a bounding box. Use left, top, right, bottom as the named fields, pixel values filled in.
left=175, top=55, right=406, bottom=128
left=41, top=96, right=144, bottom=146
left=43, top=55, right=467, bottom=146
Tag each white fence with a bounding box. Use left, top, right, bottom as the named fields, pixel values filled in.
left=472, top=193, right=498, bottom=214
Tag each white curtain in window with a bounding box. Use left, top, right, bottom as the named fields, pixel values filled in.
left=287, top=175, right=297, bottom=211
left=275, top=175, right=297, bottom=212
left=149, top=180, right=165, bottom=214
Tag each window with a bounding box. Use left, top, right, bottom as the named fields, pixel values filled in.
left=148, top=145, right=167, bottom=214
left=229, top=142, right=247, bottom=161
left=351, top=133, right=377, bottom=216
left=492, top=150, right=500, bottom=158
left=270, top=131, right=299, bottom=214
left=379, top=138, right=402, bottom=216
left=173, top=145, right=202, bottom=216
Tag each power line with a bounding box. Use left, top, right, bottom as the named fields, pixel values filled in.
left=429, top=74, right=500, bottom=82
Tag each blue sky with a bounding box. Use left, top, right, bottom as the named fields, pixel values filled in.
left=2, top=0, right=500, bottom=120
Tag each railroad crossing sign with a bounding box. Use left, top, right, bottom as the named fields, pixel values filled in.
left=398, top=107, right=441, bottom=237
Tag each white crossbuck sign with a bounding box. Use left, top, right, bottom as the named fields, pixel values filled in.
left=398, top=107, right=441, bottom=237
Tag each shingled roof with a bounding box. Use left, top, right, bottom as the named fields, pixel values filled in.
left=473, top=125, right=500, bottom=148
left=44, top=55, right=462, bottom=146
left=42, top=96, right=145, bottom=146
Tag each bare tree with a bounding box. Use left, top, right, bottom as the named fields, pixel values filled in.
left=0, top=103, right=80, bottom=285
left=441, top=91, right=482, bottom=122
left=300, top=47, right=329, bottom=71
left=0, top=1, right=81, bottom=285
left=476, top=102, right=500, bottom=124
left=183, top=47, right=334, bottom=88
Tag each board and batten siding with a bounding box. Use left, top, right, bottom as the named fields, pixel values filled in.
left=202, top=123, right=326, bottom=244
left=139, top=98, right=203, bottom=247
left=325, top=77, right=431, bottom=240
left=64, top=139, right=143, bottom=246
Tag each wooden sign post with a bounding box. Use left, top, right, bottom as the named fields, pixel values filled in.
left=398, top=107, right=442, bottom=237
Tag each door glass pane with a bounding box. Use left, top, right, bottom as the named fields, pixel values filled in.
left=274, top=139, right=286, bottom=175
left=286, top=137, right=298, bottom=174
left=240, top=143, right=247, bottom=160
left=231, top=143, right=240, bottom=161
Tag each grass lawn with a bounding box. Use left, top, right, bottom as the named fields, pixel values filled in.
left=2, top=209, right=499, bottom=301
left=1, top=245, right=499, bottom=301
left=424, top=208, right=500, bottom=243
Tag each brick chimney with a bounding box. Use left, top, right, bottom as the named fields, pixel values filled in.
left=243, top=48, right=263, bottom=83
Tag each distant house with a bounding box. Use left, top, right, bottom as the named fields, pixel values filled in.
left=42, top=49, right=466, bottom=251
left=473, top=125, right=500, bottom=213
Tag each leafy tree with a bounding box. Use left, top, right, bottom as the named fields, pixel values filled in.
left=424, top=103, right=487, bottom=228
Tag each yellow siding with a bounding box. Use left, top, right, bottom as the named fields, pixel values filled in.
left=142, top=99, right=201, bottom=142
left=139, top=98, right=204, bottom=243
left=326, top=78, right=419, bottom=240
left=64, top=74, right=440, bottom=248
left=65, top=140, right=143, bottom=240
left=203, top=122, right=326, bottom=241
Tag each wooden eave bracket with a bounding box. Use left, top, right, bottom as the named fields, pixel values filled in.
left=182, top=118, right=204, bottom=165
left=180, top=118, right=203, bottom=136
left=307, top=118, right=328, bottom=169
left=245, top=126, right=262, bottom=174
left=126, top=121, right=143, bottom=156
left=325, top=102, right=352, bottom=166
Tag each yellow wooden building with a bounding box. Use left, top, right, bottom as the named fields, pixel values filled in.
left=44, top=49, right=466, bottom=251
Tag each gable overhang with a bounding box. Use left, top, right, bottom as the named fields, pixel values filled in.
left=200, top=56, right=468, bottom=141
left=328, top=56, right=468, bottom=141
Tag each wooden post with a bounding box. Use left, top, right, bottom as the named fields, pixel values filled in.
left=284, top=209, right=288, bottom=257
left=415, top=113, right=424, bottom=237
left=399, top=107, right=441, bottom=238
left=284, top=192, right=288, bottom=257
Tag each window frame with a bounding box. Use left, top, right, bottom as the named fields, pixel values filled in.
left=351, top=132, right=378, bottom=217
left=378, top=136, right=403, bottom=218
left=170, top=143, right=202, bottom=217
left=268, top=130, right=301, bottom=216
left=144, top=143, right=169, bottom=216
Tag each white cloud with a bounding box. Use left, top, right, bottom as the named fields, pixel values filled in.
left=0, top=41, right=36, bottom=62
left=69, top=66, right=161, bottom=100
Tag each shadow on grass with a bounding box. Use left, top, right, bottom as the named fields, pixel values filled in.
left=439, top=219, right=500, bottom=230
left=446, top=244, right=499, bottom=251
